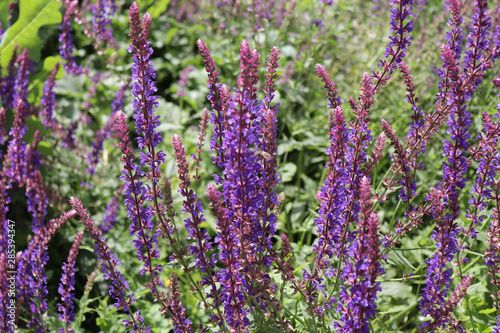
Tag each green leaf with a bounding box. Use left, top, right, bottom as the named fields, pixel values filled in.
left=387, top=249, right=416, bottom=270
left=147, top=0, right=170, bottom=19
left=0, top=0, right=62, bottom=74
left=292, top=263, right=309, bottom=274
left=280, top=162, right=297, bottom=182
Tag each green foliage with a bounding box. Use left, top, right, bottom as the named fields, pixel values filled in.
left=0, top=0, right=61, bottom=74
left=5, top=0, right=500, bottom=331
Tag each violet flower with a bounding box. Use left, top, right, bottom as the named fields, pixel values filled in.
left=115, top=110, right=162, bottom=297
left=313, top=65, right=348, bottom=270
left=14, top=49, right=30, bottom=107
left=16, top=210, right=76, bottom=333
left=379, top=0, right=414, bottom=74
left=172, top=135, right=218, bottom=302
left=25, top=131, right=48, bottom=233
left=57, top=231, right=84, bottom=333
left=40, top=63, right=59, bottom=130
left=1, top=47, right=18, bottom=110
left=5, top=99, right=28, bottom=185
left=91, top=0, right=117, bottom=51
left=59, top=0, right=83, bottom=75
left=206, top=183, right=246, bottom=328
left=172, top=134, right=215, bottom=272
left=100, top=187, right=123, bottom=234
left=420, top=0, right=492, bottom=329
left=128, top=2, right=165, bottom=191
left=468, top=111, right=500, bottom=238
left=336, top=178, right=384, bottom=332
left=69, top=196, right=148, bottom=332
left=197, top=39, right=228, bottom=170
left=218, top=40, right=271, bottom=328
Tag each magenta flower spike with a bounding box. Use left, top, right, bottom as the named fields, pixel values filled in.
left=91, top=0, right=117, bottom=51
left=115, top=110, right=162, bottom=295
left=128, top=2, right=165, bottom=193
left=16, top=210, right=76, bottom=332
left=40, top=63, right=59, bottom=130
left=420, top=0, right=493, bottom=329
left=57, top=231, right=84, bottom=333
left=69, top=196, right=148, bottom=332
left=197, top=39, right=227, bottom=169
left=59, top=0, right=83, bottom=75
left=336, top=178, right=384, bottom=332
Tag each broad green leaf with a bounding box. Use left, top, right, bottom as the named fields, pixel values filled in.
left=0, top=0, right=62, bottom=74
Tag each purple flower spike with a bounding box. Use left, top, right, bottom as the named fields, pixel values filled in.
left=91, top=0, right=117, bottom=52
left=165, top=273, right=192, bottom=333
left=172, top=134, right=215, bottom=275
left=129, top=2, right=165, bottom=190
left=115, top=110, right=163, bottom=298
left=100, top=187, right=123, bottom=234
left=14, top=49, right=31, bottom=107
left=1, top=47, right=18, bottom=110
left=379, top=0, right=414, bottom=74
left=40, top=63, right=60, bottom=130
left=17, top=210, right=76, bottom=333
left=57, top=231, right=84, bottom=333
left=197, top=39, right=227, bottom=169
left=59, top=0, right=83, bottom=75
left=420, top=1, right=492, bottom=329
left=69, top=196, right=147, bottom=332
left=5, top=99, right=28, bottom=184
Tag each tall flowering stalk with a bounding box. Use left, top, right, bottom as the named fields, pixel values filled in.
left=311, top=64, right=348, bottom=284
left=91, top=0, right=117, bottom=52
left=40, top=63, right=60, bottom=130
left=59, top=0, right=82, bottom=75
left=172, top=135, right=215, bottom=277
left=115, top=110, right=164, bottom=302
left=197, top=39, right=283, bottom=330
left=128, top=2, right=166, bottom=205
left=57, top=231, right=84, bottom=333
left=16, top=210, right=76, bottom=332
left=69, top=197, right=148, bottom=332
left=197, top=39, right=229, bottom=170
left=374, top=0, right=414, bottom=81
left=4, top=49, right=30, bottom=185
left=420, top=0, right=492, bottom=329
left=4, top=99, right=28, bottom=185
left=25, top=131, right=48, bottom=233
left=336, top=177, right=384, bottom=332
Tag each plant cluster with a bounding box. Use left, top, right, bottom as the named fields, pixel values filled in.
left=1, top=0, right=500, bottom=332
